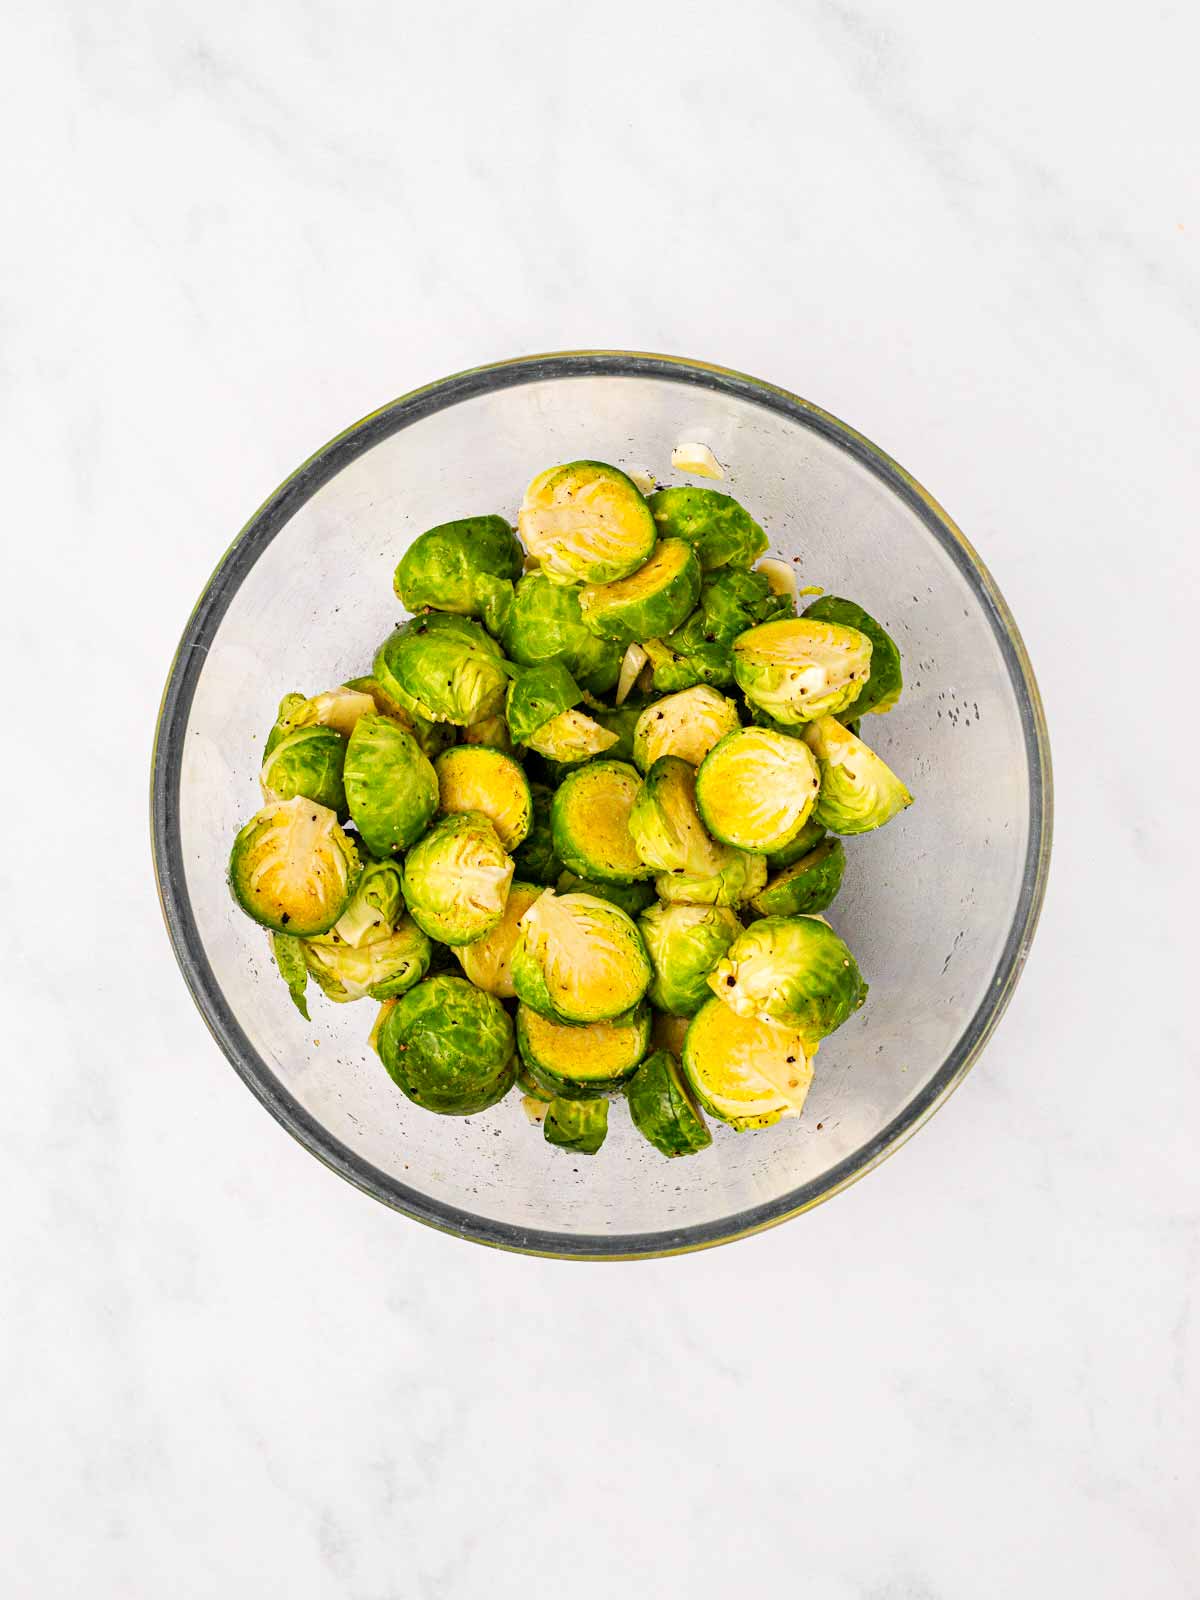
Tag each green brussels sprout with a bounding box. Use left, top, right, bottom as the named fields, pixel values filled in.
left=271, top=932, right=310, bottom=1019
left=752, top=838, right=846, bottom=918
left=511, top=889, right=651, bottom=1023
left=518, top=460, right=656, bottom=584
left=373, top=613, right=510, bottom=727
left=259, top=725, right=347, bottom=816
left=525, top=708, right=619, bottom=764
left=517, top=1002, right=650, bottom=1098
left=626, top=1049, right=712, bottom=1157
left=804, top=716, right=914, bottom=834
left=683, top=997, right=815, bottom=1130
left=377, top=974, right=516, bottom=1115
left=590, top=702, right=641, bottom=763
left=709, top=915, right=867, bottom=1045
left=264, top=692, right=307, bottom=759
left=733, top=618, right=872, bottom=725
left=505, top=662, right=581, bottom=744
left=694, top=727, right=820, bottom=853
left=803, top=594, right=903, bottom=716
left=343, top=713, right=439, bottom=857
left=499, top=571, right=622, bottom=695
left=555, top=873, right=657, bottom=917
left=550, top=760, right=651, bottom=885
left=434, top=745, right=532, bottom=850
left=628, top=755, right=732, bottom=876
left=639, top=901, right=743, bottom=1016
left=393, top=515, right=523, bottom=635
left=578, top=539, right=702, bottom=645
left=462, top=714, right=513, bottom=752
left=401, top=812, right=514, bottom=945
left=632, top=686, right=740, bottom=772
left=229, top=798, right=360, bottom=936
left=647, top=487, right=768, bottom=570
left=344, top=675, right=453, bottom=757
left=303, top=917, right=432, bottom=1002
left=543, top=1097, right=609, bottom=1154
left=765, top=815, right=827, bottom=872
left=456, top=880, right=542, bottom=998
left=654, top=850, right=766, bottom=909
left=643, top=567, right=793, bottom=691
left=284, top=685, right=379, bottom=740
left=332, top=857, right=405, bottom=947
left=511, top=784, right=563, bottom=885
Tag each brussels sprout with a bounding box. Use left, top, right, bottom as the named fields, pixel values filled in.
left=654, top=850, right=767, bottom=909
left=462, top=714, right=513, bottom=752
left=709, top=915, right=866, bottom=1045
left=374, top=613, right=509, bottom=727
left=632, top=686, right=740, bottom=772
left=518, top=460, right=656, bottom=585
left=259, top=724, right=347, bottom=817
left=651, top=1010, right=691, bottom=1058
left=332, top=857, right=405, bottom=947
left=683, top=998, right=815, bottom=1130
left=550, top=760, right=650, bottom=885
left=343, top=713, right=438, bottom=857
left=628, top=755, right=731, bottom=876
left=286, top=685, right=379, bottom=740
left=434, top=745, right=532, bottom=850
left=264, top=692, right=307, bottom=758
left=591, top=703, right=641, bottom=763
left=377, top=974, right=516, bottom=1115
left=456, top=880, right=542, bottom=998
left=229, top=798, right=360, bottom=936
left=765, top=815, right=827, bottom=872
left=517, top=1002, right=651, bottom=1098
left=804, top=716, right=913, bottom=835
left=401, top=812, right=514, bottom=945
left=525, top=708, right=619, bottom=764
left=578, top=539, right=702, bottom=645
left=556, top=873, right=657, bottom=917
left=510, top=890, right=651, bottom=1023
left=647, top=487, right=767, bottom=570
left=543, top=1097, right=609, bottom=1155
left=499, top=571, right=623, bottom=695
left=644, top=567, right=793, bottom=691
left=505, top=662, right=581, bottom=744
left=271, top=932, right=310, bottom=1019
left=511, top=784, right=562, bottom=885
left=393, top=514, right=523, bottom=635
left=752, top=838, right=846, bottom=918
left=639, top=901, right=743, bottom=1016
left=733, top=618, right=872, bottom=725
left=803, top=595, right=903, bottom=715
left=626, top=1049, right=712, bottom=1157
left=344, top=675, right=453, bottom=757
left=304, top=917, right=432, bottom=1002
left=694, top=727, right=820, bottom=853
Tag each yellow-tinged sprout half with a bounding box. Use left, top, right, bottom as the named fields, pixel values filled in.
left=401, top=812, right=514, bottom=945
left=229, top=797, right=360, bottom=937
left=639, top=901, right=743, bottom=1016
left=518, top=460, right=657, bottom=585
left=578, top=539, right=702, bottom=645
left=694, top=727, right=820, bottom=853
left=287, top=686, right=379, bottom=740
left=709, top=915, right=867, bottom=1046
left=525, top=708, right=619, bottom=764
left=332, top=858, right=405, bottom=948
left=632, top=686, right=741, bottom=772
left=510, top=890, right=651, bottom=1023
left=456, top=881, right=543, bottom=998
left=434, top=745, right=532, bottom=850
left=550, top=760, right=651, bottom=885
left=804, top=715, right=913, bottom=835
left=630, top=755, right=766, bottom=908
left=733, top=617, right=873, bottom=724
left=303, top=918, right=431, bottom=1002
left=683, top=998, right=815, bottom=1130
left=517, top=1002, right=651, bottom=1097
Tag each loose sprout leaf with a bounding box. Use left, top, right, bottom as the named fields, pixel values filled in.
left=670, top=442, right=725, bottom=480
left=505, top=662, right=582, bottom=744
left=616, top=642, right=649, bottom=706
left=756, top=557, right=799, bottom=601
left=271, top=933, right=311, bottom=1019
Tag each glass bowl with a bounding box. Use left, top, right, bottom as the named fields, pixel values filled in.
left=151, top=352, right=1052, bottom=1259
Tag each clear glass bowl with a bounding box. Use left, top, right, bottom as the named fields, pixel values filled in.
left=151, top=352, right=1052, bottom=1258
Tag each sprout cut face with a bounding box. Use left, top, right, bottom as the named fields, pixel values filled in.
left=332, top=858, right=405, bottom=947
left=271, top=932, right=310, bottom=1019
left=434, top=746, right=532, bottom=850
left=374, top=613, right=510, bottom=726
left=733, top=617, right=873, bottom=724
left=376, top=974, right=516, bottom=1115
left=752, top=838, right=846, bottom=919
left=709, top=915, right=867, bottom=1045
left=550, top=760, right=650, bottom=885
left=639, top=901, right=743, bottom=1016
left=304, top=918, right=431, bottom=1002
left=456, top=881, right=543, bottom=998
left=510, top=890, right=651, bottom=1023
left=393, top=514, right=523, bottom=635
left=229, top=798, right=360, bottom=936
left=499, top=571, right=622, bottom=695
left=285, top=686, right=379, bottom=740
left=343, top=713, right=439, bottom=857
left=803, top=594, right=903, bottom=716
left=525, top=708, right=619, bottom=764
left=517, top=1002, right=651, bottom=1097
left=632, top=686, right=741, bottom=772
left=647, top=487, right=767, bottom=570
left=694, top=727, right=820, bottom=853
left=401, top=811, right=515, bottom=945
left=578, top=538, right=702, bottom=645
left=683, top=998, right=816, bottom=1129
left=626, top=1049, right=712, bottom=1157
left=259, top=725, right=347, bottom=817
left=518, top=460, right=656, bottom=584
left=804, top=716, right=913, bottom=834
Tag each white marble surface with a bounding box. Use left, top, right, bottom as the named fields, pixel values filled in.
left=3, top=1, right=1198, bottom=1593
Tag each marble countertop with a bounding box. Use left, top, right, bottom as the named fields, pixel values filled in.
left=5, top=2, right=1197, bottom=1594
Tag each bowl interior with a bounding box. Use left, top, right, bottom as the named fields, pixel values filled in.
left=154, top=355, right=1048, bottom=1256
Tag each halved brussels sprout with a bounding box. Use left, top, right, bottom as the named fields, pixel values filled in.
left=543, top=1097, right=609, bottom=1155
left=374, top=613, right=509, bottom=727
left=377, top=974, right=516, bottom=1115
left=264, top=692, right=307, bottom=758
left=643, top=567, right=794, bottom=691
left=462, top=714, right=513, bottom=752
left=230, top=799, right=360, bottom=936
left=626, top=1049, right=712, bottom=1157
left=499, top=571, right=622, bottom=695
left=804, top=716, right=913, bottom=834
left=517, top=1001, right=651, bottom=1097
left=510, top=890, right=651, bottom=1023
left=709, top=915, right=866, bottom=1045
left=434, top=745, right=532, bottom=850
left=525, top=708, right=619, bottom=764
left=647, top=487, right=767, bottom=570
left=639, top=901, right=743, bottom=1016
left=343, top=713, right=438, bottom=856
left=285, top=685, right=379, bottom=740
left=304, top=917, right=432, bottom=1002
left=765, top=815, right=827, bottom=872
left=550, top=760, right=650, bottom=885
left=401, top=811, right=514, bottom=945
left=804, top=594, right=903, bottom=715
left=393, top=514, right=523, bottom=635
left=632, top=686, right=740, bottom=772
left=578, top=539, right=702, bottom=645
left=259, top=725, right=347, bottom=816
left=456, top=881, right=542, bottom=998
left=733, top=618, right=872, bottom=724
left=344, top=674, right=454, bottom=757
left=271, top=932, right=310, bottom=1018
left=505, top=662, right=581, bottom=744
left=332, top=857, right=405, bottom=947
left=518, top=460, right=656, bottom=584
left=694, top=727, right=820, bottom=853
left=654, top=850, right=766, bottom=909
left=752, top=838, right=846, bottom=918
left=683, top=998, right=815, bottom=1129
left=511, top=784, right=562, bottom=886
left=628, top=755, right=730, bottom=876
left=555, top=873, right=656, bottom=917
left=651, top=1010, right=691, bottom=1058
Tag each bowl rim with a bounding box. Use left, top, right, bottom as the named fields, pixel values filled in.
left=150, top=350, right=1053, bottom=1260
